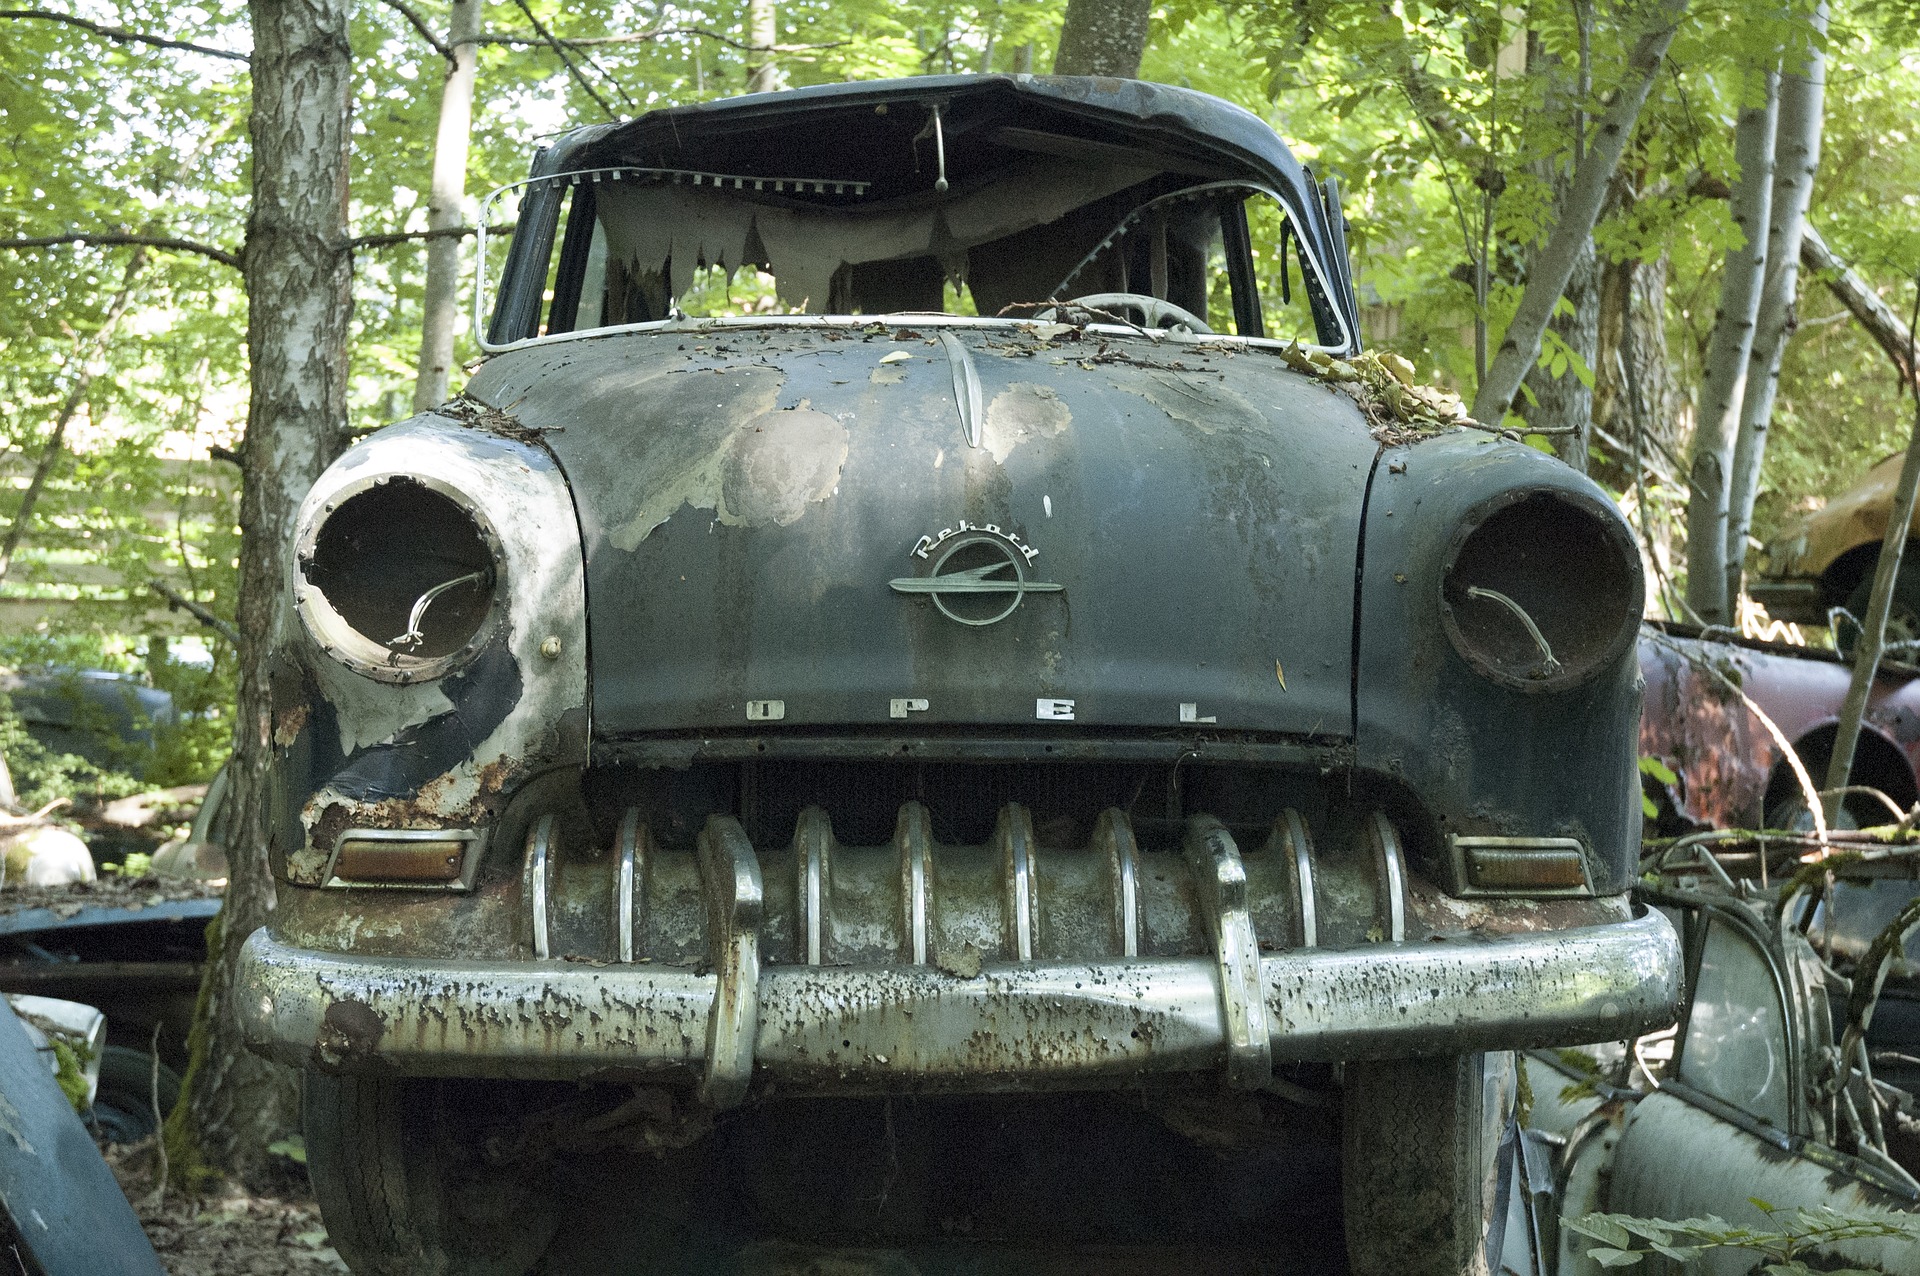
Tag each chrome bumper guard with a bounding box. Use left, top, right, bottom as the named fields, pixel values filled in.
left=239, top=908, right=1679, bottom=1100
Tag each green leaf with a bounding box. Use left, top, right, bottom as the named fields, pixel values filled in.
left=1587, top=1247, right=1645, bottom=1268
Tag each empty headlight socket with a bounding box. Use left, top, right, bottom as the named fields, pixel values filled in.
left=294, top=473, right=506, bottom=684
left=1437, top=486, right=1642, bottom=694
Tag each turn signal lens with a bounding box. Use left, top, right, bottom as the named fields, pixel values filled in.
left=1452, top=836, right=1592, bottom=896
left=327, top=830, right=476, bottom=886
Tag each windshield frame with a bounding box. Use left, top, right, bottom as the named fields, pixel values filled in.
left=474, top=165, right=1359, bottom=357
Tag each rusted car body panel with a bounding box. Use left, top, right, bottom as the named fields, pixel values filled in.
left=241, top=77, right=1677, bottom=1114
left=1638, top=622, right=1920, bottom=829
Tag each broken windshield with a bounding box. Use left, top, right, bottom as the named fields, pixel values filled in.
left=480, top=164, right=1350, bottom=350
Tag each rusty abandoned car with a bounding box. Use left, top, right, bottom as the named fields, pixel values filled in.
left=234, top=76, right=1681, bottom=1274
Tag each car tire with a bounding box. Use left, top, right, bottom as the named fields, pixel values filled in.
left=90, top=1045, right=182, bottom=1145
left=1342, top=1053, right=1503, bottom=1276
left=1841, top=564, right=1920, bottom=660
left=304, top=1071, right=559, bottom=1276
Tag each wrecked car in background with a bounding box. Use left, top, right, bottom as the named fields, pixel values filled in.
left=1755, top=451, right=1920, bottom=642
left=1523, top=850, right=1920, bottom=1275
left=1639, top=620, right=1920, bottom=831
left=236, top=74, right=1679, bottom=1275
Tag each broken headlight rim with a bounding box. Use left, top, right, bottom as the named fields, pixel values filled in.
left=294, top=472, right=506, bottom=684
left=1437, top=486, right=1642, bottom=695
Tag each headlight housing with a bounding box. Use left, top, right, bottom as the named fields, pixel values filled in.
left=295, top=474, right=502, bottom=683
left=1438, top=488, right=1641, bottom=693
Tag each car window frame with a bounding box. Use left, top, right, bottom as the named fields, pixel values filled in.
left=476, top=166, right=1359, bottom=356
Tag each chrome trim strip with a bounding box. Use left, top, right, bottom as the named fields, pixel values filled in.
left=1184, top=817, right=1273, bottom=1090
left=239, top=910, right=1682, bottom=1081
left=616, top=809, right=638, bottom=963
left=896, top=802, right=931, bottom=966
left=1370, top=811, right=1407, bottom=943
left=528, top=815, right=553, bottom=960
left=938, top=331, right=984, bottom=450
left=795, top=807, right=830, bottom=966
left=1096, top=809, right=1140, bottom=959
left=998, top=805, right=1036, bottom=962
left=1282, top=808, right=1316, bottom=949
left=697, top=816, right=764, bottom=1109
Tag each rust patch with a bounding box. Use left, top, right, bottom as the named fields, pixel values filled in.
left=314, top=998, right=386, bottom=1069
left=273, top=702, right=309, bottom=749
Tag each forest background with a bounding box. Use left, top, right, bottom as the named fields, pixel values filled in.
left=1, top=0, right=1919, bottom=1175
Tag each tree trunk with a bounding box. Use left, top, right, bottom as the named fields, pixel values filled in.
left=411, top=0, right=483, bottom=414
left=1053, top=0, right=1153, bottom=77
left=1685, top=69, right=1780, bottom=625
left=1471, top=0, right=1687, bottom=426
left=1725, top=2, right=1828, bottom=606
left=1522, top=237, right=1601, bottom=471
left=746, top=0, right=779, bottom=92
left=1595, top=246, right=1681, bottom=466
left=167, top=0, right=354, bottom=1190
left=1800, top=224, right=1918, bottom=393
left=0, top=248, right=146, bottom=586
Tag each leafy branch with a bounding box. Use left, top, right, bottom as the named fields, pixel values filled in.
left=1567, top=1202, right=1920, bottom=1273
left=0, top=9, right=247, bottom=62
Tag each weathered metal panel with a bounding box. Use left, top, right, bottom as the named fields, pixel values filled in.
left=466, top=325, right=1375, bottom=741
left=270, top=416, right=589, bottom=887
left=1354, top=431, right=1647, bottom=892
left=1606, top=1090, right=1920, bottom=1275
left=0, top=999, right=166, bottom=1275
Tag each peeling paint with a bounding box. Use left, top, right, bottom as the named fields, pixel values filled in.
left=981, top=382, right=1070, bottom=464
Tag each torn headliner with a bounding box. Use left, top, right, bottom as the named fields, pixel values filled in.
left=493, top=76, right=1357, bottom=338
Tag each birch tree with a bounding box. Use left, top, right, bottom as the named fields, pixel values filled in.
left=746, top=0, right=780, bottom=91
left=1724, top=2, right=1829, bottom=603
left=168, top=0, right=354, bottom=1187
left=413, top=0, right=484, bottom=413
left=1469, top=0, right=1689, bottom=426
left=1054, top=0, right=1154, bottom=77
left=1686, top=68, right=1782, bottom=624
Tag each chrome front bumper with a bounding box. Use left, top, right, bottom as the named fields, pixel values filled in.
left=240, top=908, right=1679, bottom=1101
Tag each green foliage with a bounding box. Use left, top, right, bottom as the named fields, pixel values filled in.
left=1567, top=1202, right=1920, bottom=1273
left=49, top=1035, right=91, bottom=1113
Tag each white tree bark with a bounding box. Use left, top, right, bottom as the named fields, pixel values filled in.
left=1685, top=69, right=1780, bottom=625
left=411, top=0, right=483, bottom=413
left=1724, top=1, right=1828, bottom=606
left=746, top=0, right=780, bottom=92
left=1053, top=0, right=1154, bottom=77
left=172, top=0, right=354, bottom=1187
left=1470, top=0, right=1687, bottom=426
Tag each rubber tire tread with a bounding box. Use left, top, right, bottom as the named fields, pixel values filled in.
left=91, top=1046, right=182, bottom=1143
left=1342, top=1053, right=1492, bottom=1276
left=305, top=1071, right=554, bottom=1276
left=1843, top=563, right=1920, bottom=659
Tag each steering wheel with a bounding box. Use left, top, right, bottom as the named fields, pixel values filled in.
left=1042, top=292, right=1213, bottom=335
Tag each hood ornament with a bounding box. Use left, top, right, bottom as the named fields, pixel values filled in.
left=891, top=522, right=1062, bottom=627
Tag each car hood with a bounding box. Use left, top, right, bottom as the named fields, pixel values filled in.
left=464, top=322, right=1377, bottom=740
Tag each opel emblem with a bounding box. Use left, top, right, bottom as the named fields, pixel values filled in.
left=890, top=522, right=1063, bottom=627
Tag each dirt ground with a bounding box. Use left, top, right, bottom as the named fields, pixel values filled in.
left=103, top=1139, right=346, bottom=1275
